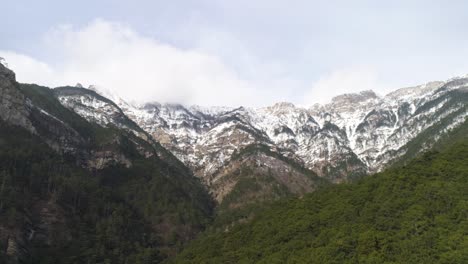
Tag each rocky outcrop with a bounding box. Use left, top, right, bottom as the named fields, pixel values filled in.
left=0, top=66, right=152, bottom=172
left=211, top=150, right=323, bottom=204
left=0, top=64, right=35, bottom=133
left=87, top=150, right=132, bottom=169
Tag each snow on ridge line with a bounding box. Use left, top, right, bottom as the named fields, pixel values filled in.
left=57, top=75, right=468, bottom=181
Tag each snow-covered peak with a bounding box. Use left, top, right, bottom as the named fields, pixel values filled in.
left=384, top=81, right=444, bottom=102
left=86, top=84, right=131, bottom=108
left=331, top=90, right=379, bottom=104
left=58, top=74, right=468, bottom=184
left=322, top=90, right=381, bottom=115
left=268, top=102, right=297, bottom=110
left=189, top=105, right=236, bottom=116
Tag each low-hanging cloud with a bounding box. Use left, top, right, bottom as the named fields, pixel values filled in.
left=3, top=1, right=468, bottom=108
left=1, top=19, right=290, bottom=107
left=303, top=66, right=389, bottom=105
left=0, top=19, right=400, bottom=107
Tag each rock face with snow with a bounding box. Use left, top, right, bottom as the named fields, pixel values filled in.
left=114, top=77, right=467, bottom=186
left=53, top=86, right=192, bottom=169
left=52, top=75, right=468, bottom=201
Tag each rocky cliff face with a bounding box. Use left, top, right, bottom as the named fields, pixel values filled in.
left=52, top=87, right=325, bottom=203
left=112, top=76, right=467, bottom=186
left=51, top=73, right=468, bottom=202
left=0, top=64, right=35, bottom=133
left=53, top=86, right=195, bottom=172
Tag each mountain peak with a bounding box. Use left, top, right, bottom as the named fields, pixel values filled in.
left=271, top=102, right=296, bottom=109
left=331, top=90, right=379, bottom=104
left=50, top=71, right=468, bottom=186
left=385, top=81, right=444, bottom=100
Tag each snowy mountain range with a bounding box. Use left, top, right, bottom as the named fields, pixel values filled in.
left=53, top=75, right=468, bottom=202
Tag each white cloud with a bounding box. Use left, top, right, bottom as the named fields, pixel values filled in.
left=1, top=19, right=289, bottom=107
left=0, top=51, right=56, bottom=85
left=303, top=66, right=389, bottom=105
left=0, top=19, right=399, bottom=108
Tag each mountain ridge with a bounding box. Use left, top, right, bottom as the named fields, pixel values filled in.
left=173, top=120, right=468, bottom=263
left=1, top=61, right=467, bottom=263
left=53, top=74, right=468, bottom=203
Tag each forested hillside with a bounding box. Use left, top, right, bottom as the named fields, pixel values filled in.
left=173, top=120, right=468, bottom=264
left=0, top=65, right=213, bottom=264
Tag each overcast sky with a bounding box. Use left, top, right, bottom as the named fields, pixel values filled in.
left=1, top=0, right=468, bottom=106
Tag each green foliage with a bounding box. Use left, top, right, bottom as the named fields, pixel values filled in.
left=213, top=168, right=292, bottom=229
left=0, top=84, right=214, bottom=263
left=173, top=138, right=468, bottom=263
left=220, top=172, right=289, bottom=209
left=4, top=81, right=466, bottom=264
left=0, top=119, right=213, bottom=263
left=322, top=151, right=367, bottom=182
left=212, top=144, right=329, bottom=229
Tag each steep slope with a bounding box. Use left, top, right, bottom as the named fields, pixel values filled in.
left=48, top=84, right=335, bottom=233
left=0, top=64, right=213, bottom=264
left=0, top=63, right=35, bottom=134
left=387, top=86, right=468, bottom=166
left=40, top=84, right=328, bottom=224
left=48, top=72, right=467, bottom=220
left=121, top=102, right=328, bottom=205
left=207, top=144, right=329, bottom=230
left=173, top=121, right=468, bottom=264
left=117, top=76, right=467, bottom=186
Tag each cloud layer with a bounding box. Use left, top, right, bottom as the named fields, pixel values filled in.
left=1, top=19, right=389, bottom=107
left=3, top=20, right=266, bottom=106
left=305, top=67, right=389, bottom=105
left=2, top=2, right=468, bottom=107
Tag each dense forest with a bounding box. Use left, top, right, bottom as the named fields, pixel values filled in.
left=0, top=83, right=213, bottom=263
left=173, top=125, right=468, bottom=263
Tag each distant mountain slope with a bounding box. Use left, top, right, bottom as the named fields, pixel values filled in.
left=173, top=120, right=468, bottom=264
left=52, top=71, right=467, bottom=213
left=114, top=76, right=467, bottom=188
left=0, top=64, right=213, bottom=263
left=55, top=86, right=330, bottom=210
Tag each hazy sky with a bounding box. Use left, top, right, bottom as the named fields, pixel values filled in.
left=2, top=0, right=468, bottom=106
